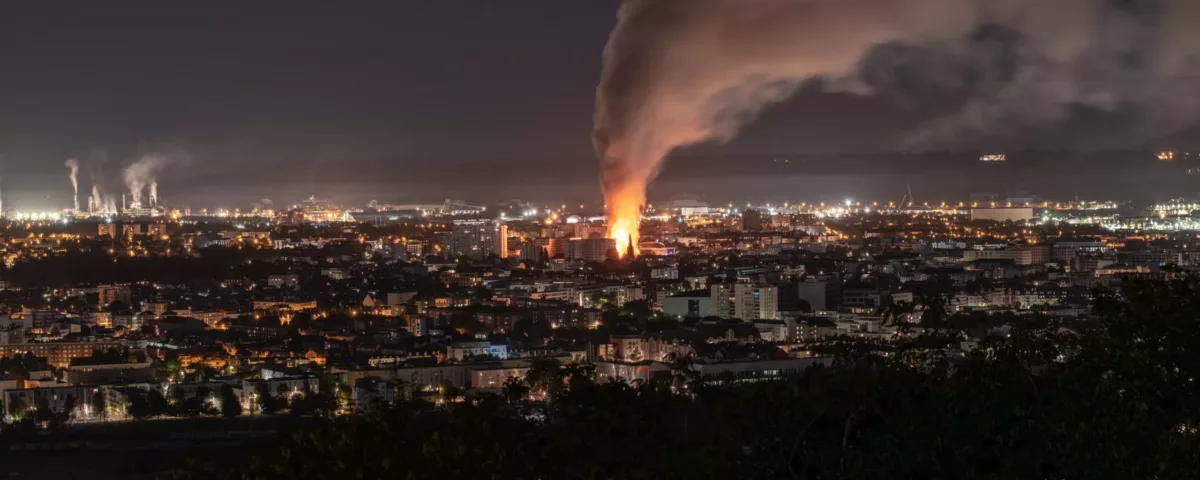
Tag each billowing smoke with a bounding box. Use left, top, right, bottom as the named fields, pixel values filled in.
left=595, top=0, right=1200, bottom=240
left=122, top=150, right=187, bottom=208
left=64, top=158, right=79, bottom=211
left=90, top=183, right=102, bottom=212
left=85, top=149, right=115, bottom=214
left=123, top=154, right=166, bottom=208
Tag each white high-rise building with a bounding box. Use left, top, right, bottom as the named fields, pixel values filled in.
left=734, top=284, right=778, bottom=321
left=497, top=224, right=508, bottom=259
left=449, top=220, right=507, bottom=259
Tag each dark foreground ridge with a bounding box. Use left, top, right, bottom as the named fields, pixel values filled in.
left=179, top=275, right=1200, bottom=479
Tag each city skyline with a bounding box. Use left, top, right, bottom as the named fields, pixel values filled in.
left=4, top=2, right=1200, bottom=477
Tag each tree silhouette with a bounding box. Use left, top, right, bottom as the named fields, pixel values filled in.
left=128, top=392, right=152, bottom=419
left=147, top=389, right=170, bottom=416
left=502, top=376, right=529, bottom=405
left=220, top=384, right=242, bottom=418
left=59, top=394, right=77, bottom=424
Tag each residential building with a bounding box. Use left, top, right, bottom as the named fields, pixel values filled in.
left=0, top=342, right=121, bottom=368
left=734, top=284, right=778, bottom=320
left=353, top=376, right=396, bottom=411
left=449, top=219, right=506, bottom=259
left=98, top=284, right=132, bottom=307
left=566, top=237, right=615, bottom=262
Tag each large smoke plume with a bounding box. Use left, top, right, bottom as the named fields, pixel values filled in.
left=64, top=158, right=79, bottom=211
left=595, top=0, right=1200, bottom=240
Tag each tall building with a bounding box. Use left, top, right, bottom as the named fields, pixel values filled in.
left=97, top=223, right=116, bottom=238
left=449, top=220, right=506, bottom=259
left=743, top=209, right=764, bottom=231
left=710, top=284, right=735, bottom=319
left=734, top=284, right=778, bottom=320
left=497, top=223, right=509, bottom=259
left=98, top=284, right=132, bottom=307
left=566, top=238, right=615, bottom=262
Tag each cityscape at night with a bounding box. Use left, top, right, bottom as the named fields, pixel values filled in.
left=3, top=1, right=1200, bottom=479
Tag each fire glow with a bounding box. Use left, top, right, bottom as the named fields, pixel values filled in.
left=604, top=178, right=642, bottom=259
left=609, top=215, right=638, bottom=259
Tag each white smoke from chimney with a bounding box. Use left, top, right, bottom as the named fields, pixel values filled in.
left=90, top=184, right=101, bottom=213
left=65, top=158, right=80, bottom=211
left=122, top=150, right=187, bottom=209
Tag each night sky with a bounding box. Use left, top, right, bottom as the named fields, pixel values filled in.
left=1, top=1, right=1196, bottom=210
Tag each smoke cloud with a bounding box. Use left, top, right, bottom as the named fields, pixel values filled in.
left=122, top=149, right=189, bottom=208
left=64, top=158, right=79, bottom=211
left=595, top=0, right=1200, bottom=225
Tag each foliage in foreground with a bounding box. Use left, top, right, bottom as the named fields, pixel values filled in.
left=187, top=275, right=1200, bottom=479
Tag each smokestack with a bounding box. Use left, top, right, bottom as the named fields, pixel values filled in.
left=90, top=184, right=102, bottom=214
left=123, top=150, right=187, bottom=211
left=65, top=158, right=79, bottom=212
left=595, top=0, right=1200, bottom=237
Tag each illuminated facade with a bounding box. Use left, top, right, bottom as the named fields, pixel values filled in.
left=449, top=220, right=507, bottom=259
left=0, top=342, right=121, bottom=368
left=734, top=284, right=779, bottom=321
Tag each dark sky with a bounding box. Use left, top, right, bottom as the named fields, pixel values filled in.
left=0, top=1, right=1196, bottom=211
left=0, top=1, right=623, bottom=210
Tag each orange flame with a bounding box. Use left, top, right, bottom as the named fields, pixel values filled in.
left=605, top=183, right=641, bottom=259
